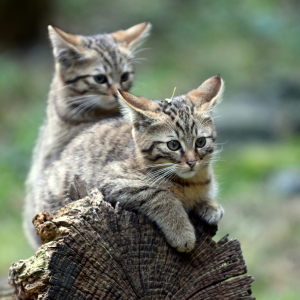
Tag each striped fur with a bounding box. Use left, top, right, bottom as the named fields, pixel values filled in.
left=24, top=22, right=151, bottom=249
left=28, top=75, right=224, bottom=252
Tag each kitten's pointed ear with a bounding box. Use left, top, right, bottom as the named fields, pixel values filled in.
left=48, top=25, right=83, bottom=66
left=111, top=22, right=151, bottom=50
left=187, top=75, right=224, bottom=113
left=118, top=90, right=159, bottom=123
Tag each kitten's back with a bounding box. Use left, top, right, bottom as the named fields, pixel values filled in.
left=34, top=117, right=133, bottom=213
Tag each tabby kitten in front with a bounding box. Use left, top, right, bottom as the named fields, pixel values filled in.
left=24, top=22, right=151, bottom=248
left=32, top=75, right=224, bottom=252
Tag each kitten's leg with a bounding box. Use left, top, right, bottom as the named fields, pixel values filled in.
left=194, top=200, right=224, bottom=225
left=140, top=193, right=196, bottom=252
left=102, top=182, right=195, bottom=252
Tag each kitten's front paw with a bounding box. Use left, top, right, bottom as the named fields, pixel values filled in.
left=165, top=226, right=196, bottom=253
left=200, top=203, right=224, bottom=225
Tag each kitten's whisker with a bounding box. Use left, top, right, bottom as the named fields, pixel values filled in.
left=69, top=103, right=89, bottom=116
left=63, top=95, right=99, bottom=107
left=146, top=166, right=174, bottom=187
left=132, top=57, right=148, bottom=62
left=85, top=99, right=101, bottom=114
left=197, top=118, right=209, bottom=129
left=126, top=47, right=150, bottom=60
left=215, top=141, right=228, bottom=147
left=131, top=47, right=151, bottom=55
left=197, top=112, right=216, bottom=128
left=211, top=148, right=223, bottom=157
left=130, top=58, right=148, bottom=64
left=151, top=169, right=170, bottom=178
left=159, top=171, right=176, bottom=187
left=51, top=84, right=73, bottom=93
left=147, top=168, right=169, bottom=179
left=66, top=94, right=98, bottom=101
left=72, top=96, right=101, bottom=114
left=69, top=99, right=99, bottom=117
left=132, top=57, right=149, bottom=63
left=83, top=100, right=100, bottom=115
left=66, top=98, right=96, bottom=107
left=149, top=173, right=167, bottom=187
left=155, top=169, right=175, bottom=187
left=165, top=171, right=176, bottom=183
left=144, top=167, right=167, bottom=184
left=211, top=115, right=221, bottom=120
left=136, top=163, right=173, bottom=171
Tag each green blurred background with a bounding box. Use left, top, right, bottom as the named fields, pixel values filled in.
left=0, top=0, right=300, bottom=298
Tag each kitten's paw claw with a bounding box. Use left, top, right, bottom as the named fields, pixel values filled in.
left=201, top=204, right=224, bottom=225
left=166, top=230, right=196, bottom=252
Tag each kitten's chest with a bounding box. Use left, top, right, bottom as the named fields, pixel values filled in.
left=169, top=182, right=210, bottom=210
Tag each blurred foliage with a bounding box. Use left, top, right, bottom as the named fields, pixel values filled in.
left=216, top=138, right=300, bottom=196
left=0, top=0, right=300, bottom=299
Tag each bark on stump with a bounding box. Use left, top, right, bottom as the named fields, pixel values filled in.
left=8, top=182, right=255, bottom=299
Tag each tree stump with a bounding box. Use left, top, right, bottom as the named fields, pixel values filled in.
left=7, top=180, right=255, bottom=299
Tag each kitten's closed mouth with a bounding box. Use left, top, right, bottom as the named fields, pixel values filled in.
left=99, top=96, right=118, bottom=109
left=179, top=169, right=198, bottom=179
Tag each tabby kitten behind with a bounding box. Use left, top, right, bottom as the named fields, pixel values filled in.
left=31, top=75, right=224, bottom=252
left=36, top=21, right=150, bottom=169
left=24, top=22, right=151, bottom=248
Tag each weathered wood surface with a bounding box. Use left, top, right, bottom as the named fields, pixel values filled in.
left=7, top=184, right=255, bottom=299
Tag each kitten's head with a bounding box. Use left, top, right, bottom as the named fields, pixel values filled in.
left=49, top=22, right=151, bottom=114
left=118, top=76, right=224, bottom=181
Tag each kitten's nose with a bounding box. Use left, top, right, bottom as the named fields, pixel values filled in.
left=108, top=84, right=120, bottom=96
left=187, top=160, right=197, bottom=168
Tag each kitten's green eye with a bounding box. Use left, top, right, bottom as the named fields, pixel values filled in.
left=195, top=137, right=206, bottom=148
left=121, top=72, right=129, bottom=82
left=94, top=74, right=108, bottom=84
left=167, top=140, right=181, bottom=151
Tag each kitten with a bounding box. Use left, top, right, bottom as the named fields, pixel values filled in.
left=24, top=22, right=151, bottom=248
left=29, top=75, right=224, bottom=252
